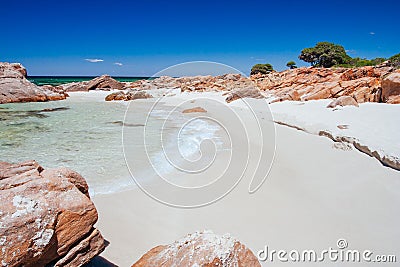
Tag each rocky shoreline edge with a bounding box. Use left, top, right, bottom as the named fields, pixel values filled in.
left=1, top=61, right=399, bottom=105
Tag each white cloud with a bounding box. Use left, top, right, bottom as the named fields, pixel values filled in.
left=85, top=58, right=104, bottom=63
left=114, top=62, right=123, bottom=66
left=369, top=32, right=375, bottom=35
left=345, top=49, right=356, bottom=54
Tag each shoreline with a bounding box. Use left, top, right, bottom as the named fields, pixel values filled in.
left=84, top=91, right=400, bottom=266
left=2, top=82, right=399, bottom=266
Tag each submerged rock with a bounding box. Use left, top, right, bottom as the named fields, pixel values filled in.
left=0, top=62, right=67, bottom=104
left=182, top=106, right=207, bottom=113
left=0, top=160, right=105, bottom=267
left=132, top=230, right=260, bottom=267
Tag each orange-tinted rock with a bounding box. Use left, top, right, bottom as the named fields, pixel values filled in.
left=105, top=91, right=127, bottom=101
left=251, top=65, right=394, bottom=103
left=106, top=66, right=397, bottom=105
left=62, top=75, right=125, bottom=92
left=63, top=82, right=90, bottom=92
left=0, top=62, right=67, bottom=104
left=132, top=231, right=261, bottom=267
left=182, top=106, right=207, bottom=113
left=225, top=87, right=263, bottom=103
left=86, top=75, right=125, bottom=90
left=0, top=160, right=105, bottom=267
left=40, top=167, right=90, bottom=197
left=327, top=96, right=359, bottom=108
left=340, top=66, right=380, bottom=81
left=381, top=71, right=400, bottom=103
left=386, top=95, right=400, bottom=104
left=105, top=90, right=152, bottom=101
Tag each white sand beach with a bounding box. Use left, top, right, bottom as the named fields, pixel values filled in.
left=90, top=92, right=400, bottom=266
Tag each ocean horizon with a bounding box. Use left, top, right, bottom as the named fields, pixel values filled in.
left=28, top=76, right=153, bottom=86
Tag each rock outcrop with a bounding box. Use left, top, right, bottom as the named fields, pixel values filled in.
left=225, top=86, right=264, bottom=103
left=327, top=96, right=359, bottom=108
left=251, top=65, right=396, bottom=103
left=124, top=74, right=245, bottom=92
left=381, top=70, right=400, bottom=104
left=106, top=65, right=400, bottom=104
left=107, top=74, right=265, bottom=103
left=86, top=75, right=125, bottom=90
left=132, top=230, right=260, bottom=267
left=0, top=160, right=105, bottom=267
left=61, top=75, right=125, bottom=92
left=0, top=62, right=67, bottom=104
left=104, top=90, right=152, bottom=101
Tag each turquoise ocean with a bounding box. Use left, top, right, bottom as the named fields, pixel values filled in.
left=28, top=76, right=150, bottom=86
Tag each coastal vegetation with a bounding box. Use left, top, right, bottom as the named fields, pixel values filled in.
left=286, top=61, right=297, bottom=69
left=298, top=42, right=350, bottom=67
left=252, top=42, right=399, bottom=73
left=250, top=63, right=274, bottom=75
left=298, top=42, right=399, bottom=68
left=388, top=53, right=400, bottom=68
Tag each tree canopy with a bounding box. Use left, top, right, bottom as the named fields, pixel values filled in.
left=298, top=42, right=351, bottom=67
left=286, top=61, right=297, bottom=69
left=389, top=53, right=400, bottom=68
left=251, top=63, right=274, bottom=75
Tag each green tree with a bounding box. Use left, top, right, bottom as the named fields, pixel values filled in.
left=286, top=61, right=297, bottom=69
left=370, top=57, right=386, bottom=65
left=298, top=42, right=351, bottom=67
left=389, top=53, right=400, bottom=68
left=250, top=63, right=274, bottom=75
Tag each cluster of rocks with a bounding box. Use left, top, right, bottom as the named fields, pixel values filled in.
left=125, top=73, right=247, bottom=92
left=0, top=160, right=105, bottom=267
left=132, top=230, right=260, bottom=267
left=109, top=73, right=262, bottom=102
left=105, top=65, right=400, bottom=105
left=105, top=90, right=152, bottom=101
left=0, top=62, right=67, bottom=104
left=252, top=65, right=400, bottom=104
left=2, top=61, right=398, bottom=105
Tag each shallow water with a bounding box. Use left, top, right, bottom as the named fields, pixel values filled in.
left=0, top=95, right=225, bottom=196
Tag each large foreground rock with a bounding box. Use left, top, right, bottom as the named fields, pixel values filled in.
left=0, top=160, right=105, bottom=267
left=0, top=62, right=67, bottom=104
left=132, top=230, right=261, bottom=267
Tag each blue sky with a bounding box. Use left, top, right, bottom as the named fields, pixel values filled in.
left=1, top=0, right=399, bottom=76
